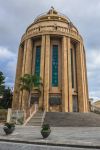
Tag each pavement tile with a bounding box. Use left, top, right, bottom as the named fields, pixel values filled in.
left=0, top=125, right=100, bottom=148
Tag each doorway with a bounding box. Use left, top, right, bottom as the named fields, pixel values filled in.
left=73, top=95, right=78, bottom=112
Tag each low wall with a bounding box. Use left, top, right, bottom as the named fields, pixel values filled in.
left=0, top=109, right=7, bottom=123
left=11, top=110, right=24, bottom=125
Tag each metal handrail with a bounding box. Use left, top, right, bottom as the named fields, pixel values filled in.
left=24, top=104, right=38, bottom=126
left=41, top=110, right=46, bottom=127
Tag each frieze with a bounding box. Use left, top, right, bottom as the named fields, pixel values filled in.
left=21, top=25, right=82, bottom=43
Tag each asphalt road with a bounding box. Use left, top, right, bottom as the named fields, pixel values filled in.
left=0, top=141, right=99, bottom=150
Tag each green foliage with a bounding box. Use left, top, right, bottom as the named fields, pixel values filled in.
left=0, top=87, right=13, bottom=109
left=17, top=117, right=24, bottom=125
left=4, top=122, right=15, bottom=128
left=41, top=124, right=51, bottom=138
left=20, top=74, right=42, bottom=93
left=0, top=105, right=4, bottom=109
left=0, top=71, right=12, bottom=109
left=42, top=124, right=50, bottom=130
left=20, top=74, right=43, bottom=106
left=0, top=71, right=5, bottom=96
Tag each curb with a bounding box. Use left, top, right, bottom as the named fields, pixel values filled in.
left=0, top=138, right=100, bottom=149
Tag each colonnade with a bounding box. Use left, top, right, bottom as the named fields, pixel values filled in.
left=13, top=35, right=89, bottom=112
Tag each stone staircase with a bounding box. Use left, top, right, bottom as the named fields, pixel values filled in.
left=26, top=111, right=43, bottom=126
left=44, top=112, right=100, bottom=127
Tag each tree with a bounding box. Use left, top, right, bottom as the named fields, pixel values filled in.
left=0, top=87, right=13, bottom=109
left=0, top=71, right=5, bottom=96
left=20, top=74, right=42, bottom=107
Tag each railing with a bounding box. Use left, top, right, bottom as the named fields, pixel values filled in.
left=21, top=25, right=82, bottom=43
left=41, top=110, right=46, bottom=127
left=10, top=104, right=38, bottom=125
left=10, top=109, right=24, bottom=124
left=24, top=104, right=38, bottom=126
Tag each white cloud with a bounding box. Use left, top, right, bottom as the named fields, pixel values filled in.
left=90, top=91, right=100, bottom=101
left=0, top=46, right=16, bottom=60
left=86, top=48, right=100, bottom=100
left=87, top=49, right=100, bottom=70
left=0, top=46, right=17, bottom=88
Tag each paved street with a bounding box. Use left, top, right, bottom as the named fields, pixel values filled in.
left=0, top=126, right=100, bottom=149
left=0, top=141, right=100, bottom=150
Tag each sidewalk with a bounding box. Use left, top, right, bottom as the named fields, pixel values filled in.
left=0, top=125, right=100, bottom=149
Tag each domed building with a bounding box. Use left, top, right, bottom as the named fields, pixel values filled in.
left=12, top=8, right=89, bottom=113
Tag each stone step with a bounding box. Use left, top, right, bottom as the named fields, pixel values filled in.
left=44, top=112, right=100, bottom=127
left=27, top=121, right=42, bottom=125
left=34, top=112, right=43, bottom=115
left=29, top=120, right=41, bottom=123
left=33, top=115, right=43, bottom=118
left=26, top=111, right=43, bottom=126
left=27, top=122, right=41, bottom=125
left=32, top=116, right=42, bottom=119
left=26, top=123, right=42, bottom=126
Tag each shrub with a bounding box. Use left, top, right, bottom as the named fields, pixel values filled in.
left=4, top=122, right=15, bottom=129
left=42, top=124, right=50, bottom=130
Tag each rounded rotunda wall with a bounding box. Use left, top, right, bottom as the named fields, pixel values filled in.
left=21, top=8, right=83, bottom=43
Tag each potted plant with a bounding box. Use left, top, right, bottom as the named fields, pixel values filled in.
left=41, top=124, right=51, bottom=139
left=3, top=122, right=15, bottom=135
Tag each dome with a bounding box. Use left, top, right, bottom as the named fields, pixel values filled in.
left=21, top=7, right=82, bottom=45
left=26, top=7, right=78, bottom=33
left=34, top=7, right=71, bottom=23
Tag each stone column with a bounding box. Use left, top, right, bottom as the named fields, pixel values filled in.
left=22, top=38, right=33, bottom=110
left=12, top=45, right=24, bottom=109
left=19, top=40, right=27, bottom=109
left=76, top=42, right=88, bottom=112
left=67, top=37, right=73, bottom=112
left=62, top=36, right=69, bottom=112
left=39, top=35, right=45, bottom=109
left=84, top=48, right=89, bottom=111
left=44, top=35, right=50, bottom=111
left=81, top=45, right=89, bottom=112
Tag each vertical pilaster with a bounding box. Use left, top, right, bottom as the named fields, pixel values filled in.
left=67, top=37, right=73, bottom=112
left=12, top=45, right=24, bottom=109
left=22, top=38, right=33, bottom=109
left=44, top=35, right=50, bottom=112
left=76, top=42, right=86, bottom=112
left=19, top=40, right=27, bottom=109
left=39, top=35, right=45, bottom=109
left=62, top=36, right=68, bottom=112
left=81, top=45, right=89, bottom=112
left=84, top=49, right=89, bottom=111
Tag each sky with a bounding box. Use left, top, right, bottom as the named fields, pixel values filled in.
left=0, top=0, right=100, bottom=100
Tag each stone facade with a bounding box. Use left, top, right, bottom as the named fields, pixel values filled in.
left=12, top=8, right=89, bottom=112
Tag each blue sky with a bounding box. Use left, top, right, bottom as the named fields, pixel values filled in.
left=0, top=0, right=100, bottom=100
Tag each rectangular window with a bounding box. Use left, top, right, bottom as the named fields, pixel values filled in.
left=35, top=46, right=41, bottom=76
left=52, top=45, right=58, bottom=86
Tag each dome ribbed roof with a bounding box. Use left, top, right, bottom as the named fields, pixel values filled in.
left=34, top=7, right=71, bottom=24
left=26, top=7, right=78, bottom=33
